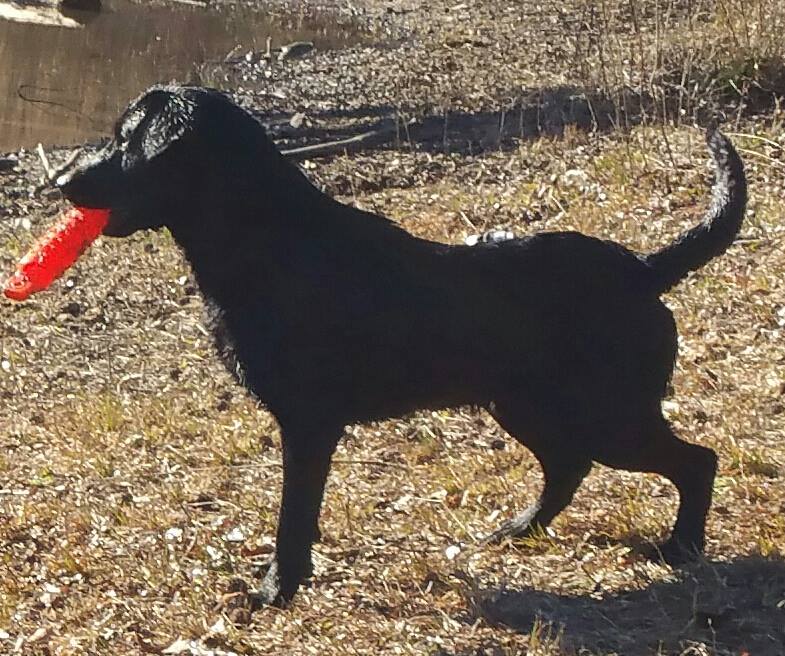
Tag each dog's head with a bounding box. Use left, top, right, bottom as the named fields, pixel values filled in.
left=57, top=85, right=273, bottom=238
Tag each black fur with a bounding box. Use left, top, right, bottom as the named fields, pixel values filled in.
left=56, top=85, right=747, bottom=607
left=644, top=128, right=747, bottom=293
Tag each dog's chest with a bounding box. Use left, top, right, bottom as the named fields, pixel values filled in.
left=203, top=299, right=251, bottom=389
left=201, top=296, right=283, bottom=398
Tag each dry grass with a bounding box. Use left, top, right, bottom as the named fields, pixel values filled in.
left=1, top=1, right=785, bottom=655
left=572, top=0, right=785, bottom=125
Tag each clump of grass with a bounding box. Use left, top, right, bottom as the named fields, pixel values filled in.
left=726, top=444, right=782, bottom=478
left=573, top=0, right=785, bottom=125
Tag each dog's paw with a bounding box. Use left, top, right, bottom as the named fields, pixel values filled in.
left=248, top=560, right=291, bottom=609
left=483, top=506, right=540, bottom=544
left=484, top=520, right=531, bottom=545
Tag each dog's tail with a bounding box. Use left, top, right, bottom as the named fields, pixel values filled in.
left=644, top=127, right=747, bottom=294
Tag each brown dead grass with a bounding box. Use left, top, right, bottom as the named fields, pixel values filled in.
left=1, top=1, right=785, bottom=655
left=573, top=0, right=785, bottom=124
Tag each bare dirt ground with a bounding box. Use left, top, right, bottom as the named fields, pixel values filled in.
left=1, top=1, right=784, bottom=654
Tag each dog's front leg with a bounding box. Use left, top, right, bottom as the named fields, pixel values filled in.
left=254, top=425, right=341, bottom=607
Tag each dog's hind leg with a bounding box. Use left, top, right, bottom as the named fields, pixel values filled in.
left=595, top=413, right=717, bottom=565
left=485, top=402, right=592, bottom=544
left=254, top=422, right=342, bottom=607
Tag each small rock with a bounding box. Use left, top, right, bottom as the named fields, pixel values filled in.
left=207, top=616, right=226, bottom=636
left=225, top=527, right=246, bottom=543
left=27, top=628, right=48, bottom=644
left=164, top=527, right=183, bottom=542
left=205, top=545, right=224, bottom=563
left=61, top=301, right=82, bottom=317
left=278, top=41, right=315, bottom=62
left=190, top=566, right=208, bottom=580
left=445, top=544, right=461, bottom=560
left=289, top=112, right=306, bottom=129
left=162, top=638, right=192, bottom=655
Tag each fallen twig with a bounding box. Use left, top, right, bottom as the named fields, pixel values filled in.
left=280, top=126, right=396, bottom=160
left=36, top=143, right=53, bottom=180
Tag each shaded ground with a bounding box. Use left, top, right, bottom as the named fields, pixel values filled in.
left=1, top=1, right=784, bottom=655
left=472, top=557, right=785, bottom=654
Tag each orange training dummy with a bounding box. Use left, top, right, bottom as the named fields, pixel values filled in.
left=4, top=207, right=109, bottom=301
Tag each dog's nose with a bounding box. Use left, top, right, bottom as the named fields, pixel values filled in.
left=55, top=168, right=77, bottom=193
left=55, top=168, right=93, bottom=206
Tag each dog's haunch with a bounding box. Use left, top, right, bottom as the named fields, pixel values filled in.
left=3, top=207, right=109, bottom=301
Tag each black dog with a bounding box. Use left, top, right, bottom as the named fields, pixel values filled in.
left=56, top=85, right=747, bottom=606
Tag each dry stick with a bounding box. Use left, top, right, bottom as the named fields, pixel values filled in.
left=596, top=0, right=611, bottom=94
left=458, top=211, right=478, bottom=233
left=627, top=0, right=646, bottom=121
left=443, top=107, right=449, bottom=152
left=402, top=112, right=413, bottom=151
left=200, top=458, right=409, bottom=471
left=655, top=64, right=676, bottom=195
left=734, top=81, right=748, bottom=131
left=734, top=146, right=785, bottom=170
left=50, top=148, right=82, bottom=180
left=36, top=143, right=53, bottom=180
left=333, top=458, right=409, bottom=470
left=281, top=113, right=457, bottom=161
left=279, top=126, right=396, bottom=161
left=584, top=93, right=600, bottom=133
left=519, top=95, right=525, bottom=137
left=32, top=147, right=82, bottom=195
left=726, top=132, right=785, bottom=150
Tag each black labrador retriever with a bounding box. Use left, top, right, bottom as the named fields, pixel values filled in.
left=56, top=85, right=747, bottom=606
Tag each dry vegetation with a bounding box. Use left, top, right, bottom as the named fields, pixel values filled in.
left=1, top=1, right=784, bottom=654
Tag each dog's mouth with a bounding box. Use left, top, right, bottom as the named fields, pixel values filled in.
left=54, top=156, right=131, bottom=237
left=100, top=207, right=136, bottom=238
left=56, top=182, right=134, bottom=238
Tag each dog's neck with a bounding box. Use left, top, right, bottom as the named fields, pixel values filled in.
left=168, top=155, right=331, bottom=300
left=169, top=145, right=424, bottom=306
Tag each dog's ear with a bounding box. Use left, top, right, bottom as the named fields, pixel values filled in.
left=120, top=88, right=197, bottom=169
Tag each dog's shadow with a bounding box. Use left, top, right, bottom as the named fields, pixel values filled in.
left=261, top=85, right=625, bottom=161
left=461, top=556, right=785, bottom=655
